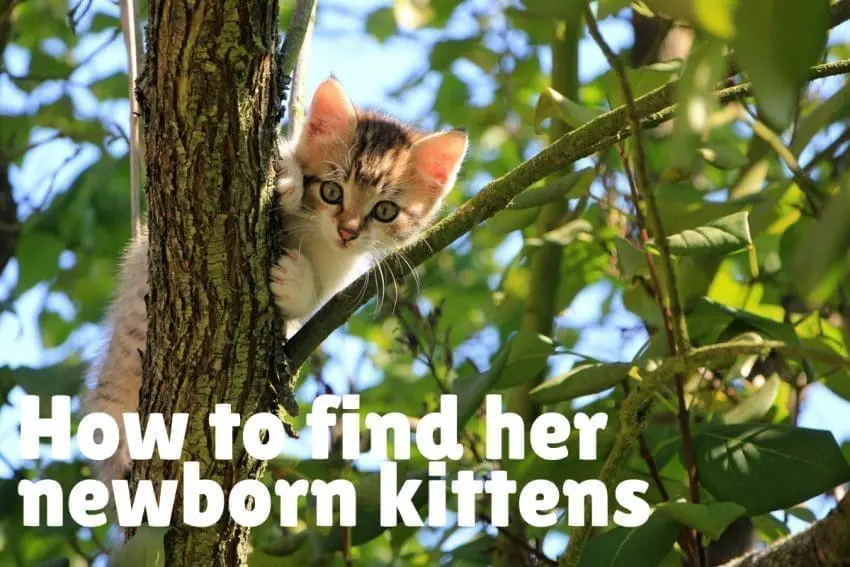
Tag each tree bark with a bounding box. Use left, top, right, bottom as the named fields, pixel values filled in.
left=134, top=0, right=284, bottom=564
left=721, top=493, right=850, bottom=567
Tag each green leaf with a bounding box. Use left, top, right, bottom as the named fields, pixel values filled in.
left=687, top=297, right=799, bottom=347
left=660, top=501, right=747, bottom=541
left=433, top=72, right=470, bottom=125
left=529, top=362, right=631, bottom=404
left=319, top=471, right=428, bottom=552
left=692, top=424, right=850, bottom=515
left=823, top=372, right=850, bottom=403
left=0, top=364, right=83, bottom=412
left=32, top=96, right=109, bottom=146
left=670, top=39, right=726, bottom=171
left=666, top=211, right=752, bottom=256
left=492, top=331, right=555, bottom=389
left=29, top=47, right=75, bottom=79
left=366, top=8, right=396, bottom=41
left=598, top=0, right=631, bottom=19
left=753, top=513, right=790, bottom=540
left=614, top=237, right=648, bottom=280
left=603, top=62, right=678, bottom=110
left=534, top=88, right=604, bottom=133
left=578, top=510, right=680, bottom=567
left=430, top=38, right=478, bottom=70
left=38, top=310, right=77, bottom=348
left=450, top=535, right=495, bottom=563
left=791, top=182, right=850, bottom=306
left=90, top=70, right=129, bottom=100
left=488, top=207, right=540, bottom=235
left=89, top=11, right=120, bottom=32
left=527, top=219, right=593, bottom=247
left=111, top=526, right=168, bottom=567
left=14, top=230, right=64, bottom=291
left=644, top=0, right=737, bottom=39
left=791, top=83, right=850, bottom=155
left=655, top=182, right=762, bottom=235
left=699, top=141, right=749, bottom=170
left=521, top=0, right=584, bottom=21
left=453, top=345, right=512, bottom=428
left=722, top=374, right=781, bottom=424
left=733, top=0, right=829, bottom=130
left=509, top=168, right=594, bottom=209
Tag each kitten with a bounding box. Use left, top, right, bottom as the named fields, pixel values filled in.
left=86, top=78, right=468, bottom=483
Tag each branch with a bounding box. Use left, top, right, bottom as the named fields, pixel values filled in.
left=582, top=8, right=708, bottom=563
left=282, top=57, right=850, bottom=372
left=280, top=0, right=317, bottom=135
left=119, top=0, right=144, bottom=239
left=557, top=338, right=850, bottom=567
left=720, top=493, right=850, bottom=567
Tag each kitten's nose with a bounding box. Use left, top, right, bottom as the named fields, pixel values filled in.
left=337, top=225, right=359, bottom=244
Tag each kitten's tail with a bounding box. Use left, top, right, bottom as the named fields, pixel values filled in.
left=85, top=234, right=149, bottom=485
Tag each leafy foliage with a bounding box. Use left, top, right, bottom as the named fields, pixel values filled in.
left=2, top=0, right=850, bottom=566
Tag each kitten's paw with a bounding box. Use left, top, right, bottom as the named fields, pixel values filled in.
left=270, top=249, right=317, bottom=319
left=274, top=151, right=304, bottom=213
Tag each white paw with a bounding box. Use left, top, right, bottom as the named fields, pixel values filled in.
left=275, top=150, right=304, bottom=213
left=270, top=249, right=317, bottom=319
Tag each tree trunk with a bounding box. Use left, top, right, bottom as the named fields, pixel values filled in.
left=133, top=0, right=284, bottom=564
left=0, top=5, right=19, bottom=276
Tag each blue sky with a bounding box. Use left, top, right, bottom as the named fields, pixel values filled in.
left=1, top=0, right=849, bottom=554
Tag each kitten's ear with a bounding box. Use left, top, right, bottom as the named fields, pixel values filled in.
left=301, top=78, right=356, bottom=149
left=411, top=129, right=468, bottom=193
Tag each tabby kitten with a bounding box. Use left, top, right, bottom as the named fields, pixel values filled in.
left=86, top=78, right=468, bottom=483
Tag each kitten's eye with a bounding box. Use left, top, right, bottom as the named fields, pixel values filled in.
left=372, top=201, right=400, bottom=223
left=319, top=181, right=343, bottom=205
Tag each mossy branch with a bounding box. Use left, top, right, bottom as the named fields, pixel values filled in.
left=584, top=3, right=689, bottom=355
left=284, top=57, right=850, bottom=373
left=557, top=338, right=850, bottom=567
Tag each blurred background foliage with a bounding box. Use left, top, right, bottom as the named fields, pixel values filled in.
left=1, top=0, right=850, bottom=565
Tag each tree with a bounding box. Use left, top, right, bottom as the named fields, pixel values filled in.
left=128, top=0, right=284, bottom=563
left=2, top=0, right=850, bottom=566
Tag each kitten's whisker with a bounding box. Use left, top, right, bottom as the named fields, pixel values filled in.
left=375, top=258, right=388, bottom=318
left=383, top=256, right=401, bottom=315
left=396, top=253, right=421, bottom=295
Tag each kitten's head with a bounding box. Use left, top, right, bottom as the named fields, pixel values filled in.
left=293, top=78, right=467, bottom=255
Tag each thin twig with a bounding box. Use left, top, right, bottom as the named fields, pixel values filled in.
left=479, top=513, right=558, bottom=566
left=581, top=5, right=703, bottom=566
left=119, top=0, right=144, bottom=238
left=583, top=3, right=688, bottom=355
left=280, top=0, right=317, bottom=137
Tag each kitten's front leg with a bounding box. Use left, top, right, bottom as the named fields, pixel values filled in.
left=270, top=249, right=317, bottom=319
left=275, top=144, right=304, bottom=213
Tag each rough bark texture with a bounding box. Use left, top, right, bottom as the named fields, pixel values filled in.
left=134, top=0, right=282, bottom=564
left=722, top=493, right=850, bottom=567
